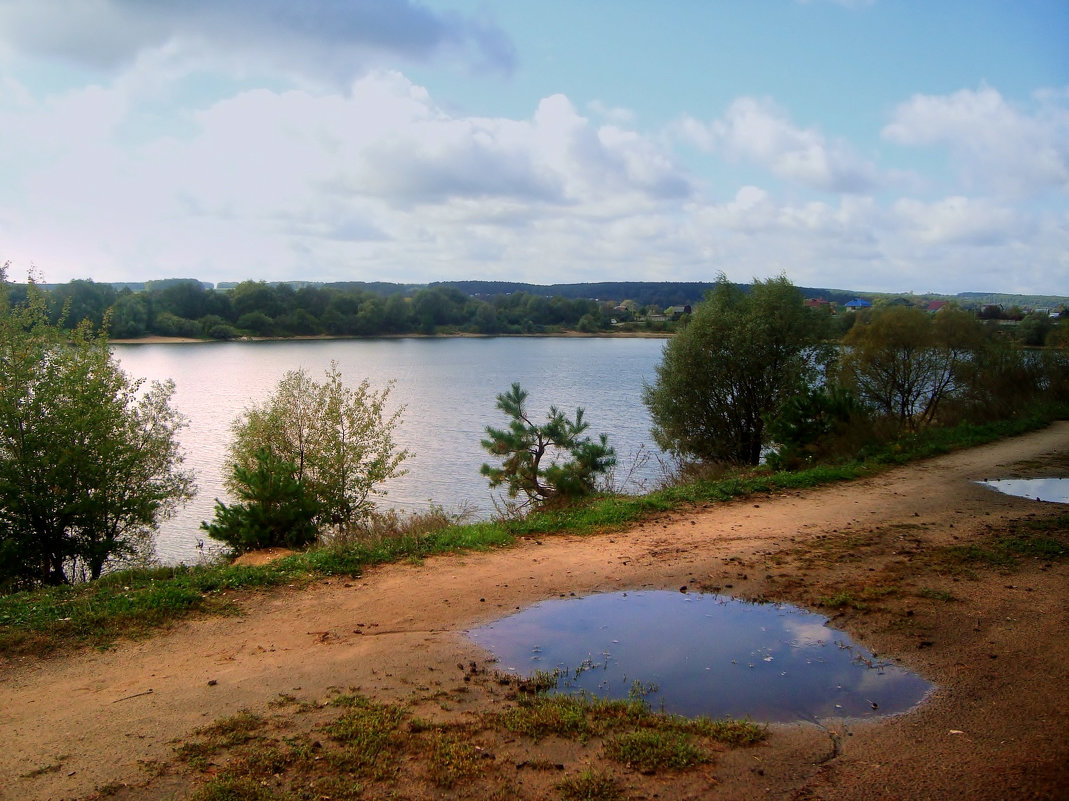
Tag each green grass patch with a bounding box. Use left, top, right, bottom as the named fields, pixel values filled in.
left=497, top=693, right=648, bottom=741
left=496, top=690, right=766, bottom=751
left=936, top=515, right=1067, bottom=571
left=603, top=729, right=709, bottom=772
left=558, top=769, right=625, bottom=801
left=186, top=774, right=282, bottom=801
left=819, top=591, right=868, bottom=611
left=425, top=731, right=487, bottom=788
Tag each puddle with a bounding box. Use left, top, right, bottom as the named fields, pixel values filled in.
left=978, top=478, right=1069, bottom=504
left=468, top=591, right=933, bottom=723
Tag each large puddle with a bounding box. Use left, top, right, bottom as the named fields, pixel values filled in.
left=469, top=591, right=933, bottom=723
left=978, top=478, right=1069, bottom=504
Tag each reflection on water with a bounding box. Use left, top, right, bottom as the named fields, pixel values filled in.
left=979, top=478, right=1069, bottom=504
left=468, top=591, right=933, bottom=723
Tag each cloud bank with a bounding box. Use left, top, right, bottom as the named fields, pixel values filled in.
left=0, top=2, right=1065, bottom=294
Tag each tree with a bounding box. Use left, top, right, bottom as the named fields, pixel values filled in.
left=643, top=274, right=822, bottom=465
left=224, top=363, right=408, bottom=530
left=0, top=270, right=194, bottom=587
left=201, top=449, right=320, bottom=554
left=840, top=305, right=983, bottom=431
left=480, top=383, right=615, bottom=506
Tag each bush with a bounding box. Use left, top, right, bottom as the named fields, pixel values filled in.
left=481, top=383, right=615, bottom=507
left=767, top=386, right=876, bottom=468
left=201, top=449, right=320, bottom=554
left=226, top=363, right=408, bottom=528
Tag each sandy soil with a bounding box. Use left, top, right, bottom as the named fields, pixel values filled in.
left=2, top=424, right=1067, bottom=800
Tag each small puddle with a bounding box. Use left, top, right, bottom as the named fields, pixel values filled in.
left=468, top=591, right=933, bottom=723
left=978, top=478, right=1069, bottom=504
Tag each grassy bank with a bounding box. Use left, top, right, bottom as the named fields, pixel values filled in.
left=1, top=407, right=1064, bottom=659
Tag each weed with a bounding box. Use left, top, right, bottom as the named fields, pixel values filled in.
left=682, top=717, right=767, bottom=746
left=819, top=591, right=868, bottom=611
left=603, top=729, right=709, bottom=772
left=175, top=711, right=266, bottom=766
left=558, top=768, right=624, bottom=801
left=918, top=587, right=955, bottom=602
left=425, top=731, right=487, bottom=788
left=186, top=773, right=281, bottom=801
left=497, top=693, right=647, bottom=741
left=323, top=695, right=406, bottom=780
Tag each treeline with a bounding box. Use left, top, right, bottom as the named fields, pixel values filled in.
left=15, top=279, right=673, bottom=340
left=645, top=276, right=1069, bottom=472
left=13, top=276, right=1069, bottom=344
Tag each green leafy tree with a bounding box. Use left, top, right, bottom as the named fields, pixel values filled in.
left=201, top=449, right=320, bottom=553
left=766, top=386, right=874, bottom=468
left=840, top=305, right=984, bottom=431
left=226, top=363, right=408, bottom=530
left=643, top=274, right=822, bottom=465
left=480, top=383, right=615, bottom=506
left=0, top=269, right=194, bottom=587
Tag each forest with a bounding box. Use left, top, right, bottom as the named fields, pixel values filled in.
left=16, top=276, right=1069, bottom=344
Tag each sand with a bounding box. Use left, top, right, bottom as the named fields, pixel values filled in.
left=2, top=423, right=1066, bottom=800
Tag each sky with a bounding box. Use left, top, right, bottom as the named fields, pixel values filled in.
left=0, top=1, right=1067, bottom=295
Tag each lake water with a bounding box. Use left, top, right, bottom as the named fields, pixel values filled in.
left=468, top=590, right=934, bottom=723
left=114, top=337, right=669, bottom=564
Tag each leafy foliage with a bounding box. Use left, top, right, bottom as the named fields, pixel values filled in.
left=201, top=449, right=320, bottom=554
left=643, top=274, right=823, bottom=465
left=767, top=386, right=876, bottom=468
left=0, top=268, right=194, bottom=588
left=481, top=383, right=616, bottom=506
left=840, top=305, right=984, bottom=431
left=224, top=363, right=408, bottom=532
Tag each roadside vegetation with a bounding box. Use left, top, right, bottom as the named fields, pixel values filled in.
left=1, top=406, right=1061, bottom=658
left=1, top=268, right=1066, bottom=656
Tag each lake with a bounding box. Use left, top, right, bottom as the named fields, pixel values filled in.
left=114, top=336, right=669, bottom=564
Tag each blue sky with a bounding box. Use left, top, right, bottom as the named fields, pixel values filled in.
left=1, top=0, right=1066, bottom=294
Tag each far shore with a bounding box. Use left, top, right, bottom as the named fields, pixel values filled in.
left=109, top=330, right=673, bottom=345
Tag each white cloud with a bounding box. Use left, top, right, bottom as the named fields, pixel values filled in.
left=0, top=70, right=698, bottom=284
left=883, top=85, right=1069, bottom=197
left=0, top=41, right=1065, bottom=295
left=892, top=196, right=1030, bottom=247
left=587, top=100, right=635, bottom=126
left=676, top=98, right=881, bottom=193
left=0, top=0, right=515, bottom=82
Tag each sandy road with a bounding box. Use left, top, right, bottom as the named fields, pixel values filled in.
left=2, top=423, right=1067, bottom=800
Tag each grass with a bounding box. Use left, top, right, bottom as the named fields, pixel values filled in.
left=934, top=516, right=1068, bottom=572
left=186, top=775, right=280, bottom=801
left=1, top=407, right=1064, bottom=657
left=425, top=730, right=489, bottom=788
left=175, top=711, right=267, bottom=769
left=496, top=691, right=766, bottom=752
left=603, top=729, right=709, bottom=771
left=557, top=769, right=624, bottom=801
left=160, top=685, right=766, bottom=801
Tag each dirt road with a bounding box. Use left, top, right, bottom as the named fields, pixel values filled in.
left=2, top=423, right=1067, bottom=800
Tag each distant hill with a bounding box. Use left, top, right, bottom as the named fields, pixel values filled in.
left=27, top=277, right=1068, bottom=311
left=431, top=281, right=1067, bottom=310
